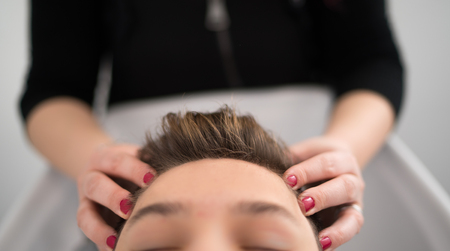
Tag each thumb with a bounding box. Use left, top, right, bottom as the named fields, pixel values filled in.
left=289, top=137, right=348, bottom=163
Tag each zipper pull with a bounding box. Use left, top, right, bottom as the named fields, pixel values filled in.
left=205, top=0, right=230, bottom=32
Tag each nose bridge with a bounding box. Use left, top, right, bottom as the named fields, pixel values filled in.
left=185, top=217, right=236, bottom=251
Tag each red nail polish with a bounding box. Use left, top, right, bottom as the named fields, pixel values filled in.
left=286, top=175, right=297, bottom=187
left=120, top=199, right=132, bottom=215
left=320, top=236, right=332, bottom=250
left=143, top=172, right=154, bottom=184
left=106, top=235, right=116, bottom=249
left=302, top=196, right=315, bottom=212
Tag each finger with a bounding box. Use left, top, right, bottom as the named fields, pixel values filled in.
left=298, top=174, right=364, bottom=216
left=77, top=198, right=117, bottom=250
left=318, top=205, right=364, bottom=250
left=109, top=144, right=141, bottom=157
left=284, top=151, right=360, bottom=189
left=82, top=170, right=133, bottom=219
left=289, top=137, right=350, bottom=163
left=93, top=150, right=155, bottom=187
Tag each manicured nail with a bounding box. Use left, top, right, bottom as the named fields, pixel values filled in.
left=143, top=172, right=154, bottom=184
left=302, top=196, right=315, bottom=213
left=120, top=199, right=132, bottom=215
left=286, top=175, right=297, bottom=187
left=106, top=235, right=117, bottom=249
left=320, top=236, right=332, bottom=250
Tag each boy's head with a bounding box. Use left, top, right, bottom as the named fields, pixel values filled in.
left=113, top=106, right=322, bottom=250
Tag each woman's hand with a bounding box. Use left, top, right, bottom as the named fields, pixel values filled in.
left=284, top=136, right=365, bottom=251
left=76, top=143, right=156, bottom=251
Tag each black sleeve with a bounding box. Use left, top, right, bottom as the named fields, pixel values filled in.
left=19, top=0, right=103, bottom=122
left=310, top=0, right=404, bottom=117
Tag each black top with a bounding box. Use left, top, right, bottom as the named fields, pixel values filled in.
left=20, top=0, right=404, bottom=122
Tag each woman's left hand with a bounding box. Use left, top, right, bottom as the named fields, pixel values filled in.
left=284, top=136, right=365, bottom=251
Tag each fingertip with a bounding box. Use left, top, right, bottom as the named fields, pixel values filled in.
left=320, top=236, right=332, bottom=250
left=143, top=172, right=155, bottom=184
left=317, top=207, right=363, bottom=250
left=106, top=235, right=117, bottom=249
left=286, top=175, right=297, bottom=187
left=77, top=201, right=118, bottom=250
left=301, top=196, right=315, bottom=214
left=120, top=199, right=132, bottom=215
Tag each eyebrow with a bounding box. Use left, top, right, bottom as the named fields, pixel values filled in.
left=127, top=201, right=298, bottom=228
left=127, top=202, right=185, bottom=226
left=233, top=201, right=298, bottom=223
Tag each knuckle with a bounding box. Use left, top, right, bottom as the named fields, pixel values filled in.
left=319, top=154, right=338, bottom=177
left=333, top=228, right=347, bottom=245
left=105, top=190, right=120, bottom=211
left=132, top=160, right=146, bottom=176
left=108, top=153, right=126, bottom=172
left=77, top=206, right=89, bottom=230
left=344, top=152, right=360, bottom=172
left=313, top=188, right=329, bottom=209
left=342, top=175, right=358, bottom=201
left=354, top=211, right=365, bottom=229
left=340, top=150, right=353, bottom=162
left=360, top=178, right=366, bottom=192
left=84, top=173, right=102, bottom=197
left=295, top=167, right=308, bottom=186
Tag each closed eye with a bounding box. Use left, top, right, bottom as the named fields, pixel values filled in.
left=243, top=247, right=283, bottom=251
left=143, top=248, right=180, bottom=251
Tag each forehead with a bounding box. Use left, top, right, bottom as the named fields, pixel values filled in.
left=115, top=159, right=320, bottom=251
left=135, top=159, right=299, bottom=212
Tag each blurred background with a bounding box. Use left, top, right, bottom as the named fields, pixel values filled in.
left=0, top=0, right=449, bottom=224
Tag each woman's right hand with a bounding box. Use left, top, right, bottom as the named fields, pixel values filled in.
left=76, top=143, right=156, bottom=251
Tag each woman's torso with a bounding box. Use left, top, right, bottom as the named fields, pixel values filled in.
left=104, top=0, right=321, bottom=105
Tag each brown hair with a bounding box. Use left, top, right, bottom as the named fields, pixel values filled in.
left=112, top=106, right=322, bottom=250
left=139, top=105, right=292, bottom=176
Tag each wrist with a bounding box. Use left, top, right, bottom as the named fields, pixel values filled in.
left=320, top=134, right=353, bottom=153
left=323, top=91, right=395, bottom=167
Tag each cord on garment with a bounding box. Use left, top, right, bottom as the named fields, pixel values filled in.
left=205, top=0, right=243, bottom=87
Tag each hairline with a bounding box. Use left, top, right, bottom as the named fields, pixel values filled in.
left=114, top=159, right=321, bottom=251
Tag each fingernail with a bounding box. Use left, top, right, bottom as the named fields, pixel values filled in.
left=302, top=196, right=315, bottom=213
left=143, top=172, right=154, bottom=184
left=320, top=236, right=332, bottom=250
left=286, top=175, right=297, bottom=187
left=120, top=199, right=132, bottom=215
left=106, top=235, right=117, bottom=249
